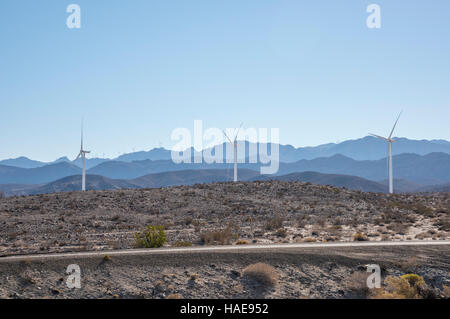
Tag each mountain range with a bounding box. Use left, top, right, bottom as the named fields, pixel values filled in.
left=2, top=169, right=448, bottom=197
left=1, top=152, right=449, bottom=187
left=2, top=136, right=450, bottom=169
left=1, top=136, right=449, bottom=196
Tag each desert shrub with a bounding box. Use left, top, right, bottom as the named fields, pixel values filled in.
left=414, top=232, right=428, bottom=240
left=327, top=225, right=342, bottom=237
left=387, top=222, right=410, bottom=235
left=243, top=263, right=278, bottom=287
left=107, top=240, right=120, bottom=250
left=413, top=204, right=434, bottom=217
left=235, top=239, right=249, bottom=245
left=401, top=274, right=425, bottom=287
left=372, top=274, right=426, bottom=299
left=442, top=285, right=450, bottom=299
left=264, top=216, right=283, bottom=231
left=353, top=232, right=369, bottom=241
left=317, top=217, right=326, bottom=227
left=386, top=201, right=410, bottom=210
left=433, top=217, right=450, bottom=231
left=296, top=217, right=307, bottom=228
left=398, top=256, right=419, bottom=271
left=135, top=225, right=167, bottom=248
left=183, top=217, right=193, bottom=225
left=162, top=219, right=175, bottom=230
left=173, top=241, right=192, bottom=247
left=347, top=271, right=370, bottom=297
left=190, top=273, right=198, bottom=281
left=200, top=227, right=232, bottom=245
left=8, top=232, right=18, bottom=240
left=275, top=228, right=287, bottom=238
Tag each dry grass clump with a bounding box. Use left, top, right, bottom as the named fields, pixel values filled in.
left=189, top=273, right=199, bottom=281
left=399, top=257, right=418, bottom=272
left=442, top=285, right=450, bottom=299
left=243, top=263, right=278, bottom=287
left=387, top=223, right=410, bottom=235
left=8, top=232, right=18, bottom=240
left=264, top=216, right=283, bottom=231
left=275, top=228, right=287, bottom=238
left=172, top=241, right=193, bottom=247
left=413, top=204, right=434, bottom=217
left=347, top=271, right=370, bottom=297
left=433, top=216, right=450, bottom=231
left=353, top=232, right=369, bottom=241
left=200, top=227, right=233, bottom=245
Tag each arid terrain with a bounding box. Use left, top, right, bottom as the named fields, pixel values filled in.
left=0, top=181, right=449, bottom=299
left=0, top=244, right=449, bottom=299
left=0, top=181, right=448, bottom=257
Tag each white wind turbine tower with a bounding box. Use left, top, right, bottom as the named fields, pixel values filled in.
left=74, top=120, right=91, bottom=191
left=223, top=123, right=243, bottom=182
left=369, top=111, right=402, bottom=194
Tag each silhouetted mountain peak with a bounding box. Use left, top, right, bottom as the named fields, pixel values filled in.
left=54, top=157, right=70, bottom=163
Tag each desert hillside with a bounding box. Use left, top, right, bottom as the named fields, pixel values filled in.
left=0, top=181, right=448, bottom=257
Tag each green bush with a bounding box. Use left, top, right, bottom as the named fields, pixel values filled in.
left=135, top=225, right=167, bottom=248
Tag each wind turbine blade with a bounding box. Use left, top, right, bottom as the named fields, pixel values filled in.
left=74, top=152, right=82, bottom=161
left=369, top=133, right=389, bottom=141
left=234, top=123, right=243, bottom=141
left=388, top=110, right=402, bottom=139
left=222, top=130, right=233, bottom=144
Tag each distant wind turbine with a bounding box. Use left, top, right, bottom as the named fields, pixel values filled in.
left=369, top=111, right=403, bottom=194
left=74, top=120, right=91, bottom=191
left=223, top=123, right=243, bottom=182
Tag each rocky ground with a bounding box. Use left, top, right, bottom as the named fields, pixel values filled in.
left=0, top=181, right=449, bottom=257
left=0, top=245, right=448, bottom=299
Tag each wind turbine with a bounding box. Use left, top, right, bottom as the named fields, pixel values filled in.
left=223, top=123, right=243, bottom=182
left=74, top=120, right=90, bottom=191
left=369, top=111, right=402, bottom=194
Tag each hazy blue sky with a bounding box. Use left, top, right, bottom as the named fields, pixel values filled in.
left=1, top=0, right=449, bottom=161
